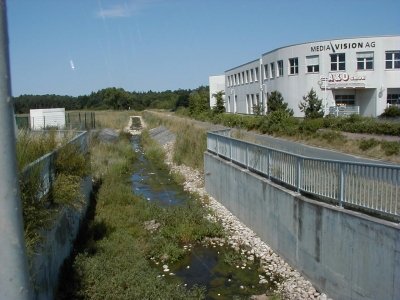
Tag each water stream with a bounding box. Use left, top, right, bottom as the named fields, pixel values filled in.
left=130, top=135, right=272, bottom=299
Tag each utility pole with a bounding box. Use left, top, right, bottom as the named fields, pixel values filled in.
left=0, top=1, right=33, bottom=299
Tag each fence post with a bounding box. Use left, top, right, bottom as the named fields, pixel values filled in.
left=296, top=157, right=302, bottom=193
left=216, top=135, right=219, bottom=156
left=246, top=143, right=249, bottom=169
left=0, top=2, right=33, bottom=298
left=230, top=139, right=232, bottom=161
left=267, top=149, right=270, bottom=179
left=338, top=163, right=344, bottom=207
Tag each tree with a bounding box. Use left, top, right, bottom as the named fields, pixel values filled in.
left=299, top=88, right=324, bottom=119
left=188, top=86, right=210, bottom=116
left=267, top=91, right=293, bottom=115
left=212, top=91, right=225, bottom=114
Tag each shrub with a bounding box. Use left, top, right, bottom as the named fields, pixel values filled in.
left=380, top=106, right=400, bottom=118
left=359, top=138, right=379, bottom=151
left=381, top=141, right=400, bottom=156
left=259, top=110, right=299, bottom=135
left=299, top=118, right=324, bottom=134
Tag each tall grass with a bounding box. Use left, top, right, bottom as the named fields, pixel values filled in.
left=95, top=110, right=136, bottom=129
left=143, top=111, right=209, bottom=171
left=16, top=130, right=58, bottom=171
left=18, top=131, right=90, bottom=256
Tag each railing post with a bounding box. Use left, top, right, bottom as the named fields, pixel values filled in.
left=216, top=135, right=219, bottom=156
left=230, top=139, right=232, bottom=161
left=267, top=149, right=270, bottom=179
left=338, top=163, right=344, bottom=207
left=246, top=143, right=249, bottom=169
left=296, top=157, right=302, bottom=193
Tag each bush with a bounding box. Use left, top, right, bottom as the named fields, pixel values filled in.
left=381, top=141, right=400, bottom=156
left=359, top=138, right=379, bottom=151
left=380, top=106, right=400, bottom=118
left=299, top=118, right=324, bottom=134
left=259, top=110, right=299, bottom=135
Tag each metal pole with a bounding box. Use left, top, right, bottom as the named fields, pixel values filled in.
left=0, top=1, right=33, bottom=299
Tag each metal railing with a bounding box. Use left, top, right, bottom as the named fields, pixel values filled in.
left=207, top=130, right=400, bottom=220
left=21, top=131, right=88, bottom=200
left=328, top=106, right=360, bottom=116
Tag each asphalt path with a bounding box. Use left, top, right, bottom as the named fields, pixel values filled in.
left=243, top=131, right=398, bottom=166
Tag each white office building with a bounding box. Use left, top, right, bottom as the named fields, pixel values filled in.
left=224, top=35, right=400, bottom=117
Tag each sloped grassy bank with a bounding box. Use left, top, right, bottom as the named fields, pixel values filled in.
left=57, top=131, right=224, bottom=299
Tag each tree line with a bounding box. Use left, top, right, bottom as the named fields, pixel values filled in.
left=13, top=86, right=210, bottom=114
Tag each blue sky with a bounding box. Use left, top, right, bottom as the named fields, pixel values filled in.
left=7, top=0, right=400, bottom=96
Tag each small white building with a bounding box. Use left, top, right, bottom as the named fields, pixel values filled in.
left=209, top=75, right=225, bottom=109
left=30, top=108, right=66, bottom=130
left=224, top=35, right=400, bottom=117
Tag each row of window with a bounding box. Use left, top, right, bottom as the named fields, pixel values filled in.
left=227, top=50, right=400, bottom=87
left=245, top=94, right=260, bottom=114
left=227, top=67, right=260, bottom=87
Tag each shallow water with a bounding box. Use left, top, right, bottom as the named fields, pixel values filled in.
left=131, top=135, right=188, bottom=206
left=171, top=245, right=270, bottom=299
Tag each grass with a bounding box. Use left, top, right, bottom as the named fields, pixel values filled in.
left=94, top=110, right=136, bottom=130
left=143, top=111, right=210, bottom=172
left=18, top=132, right=90, bottom=257
left=16, top=130, right=58, bottom=171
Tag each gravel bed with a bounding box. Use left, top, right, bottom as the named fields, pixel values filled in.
left=158, top=138, right=331, bottom=300
left=140, top=123, right=332, bottom=299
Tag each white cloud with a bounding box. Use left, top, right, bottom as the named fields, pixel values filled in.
left=96, top=0, right=167, bottom=19
left=96, top=4, right=132, bottom=19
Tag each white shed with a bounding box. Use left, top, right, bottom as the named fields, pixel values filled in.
left=30, top=108, right=66, bottom=130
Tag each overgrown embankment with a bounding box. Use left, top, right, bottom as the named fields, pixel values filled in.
left=57, top=130, right=224, bottom=299
left=144, top=110, right=400, bottom=163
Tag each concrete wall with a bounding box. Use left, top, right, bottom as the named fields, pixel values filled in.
left=205, top=152, right=400, bottom=300
left=29, top=176, right=92, bottom=300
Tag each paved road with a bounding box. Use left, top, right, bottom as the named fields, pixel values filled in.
left=241, top=131, right=397, bottom=166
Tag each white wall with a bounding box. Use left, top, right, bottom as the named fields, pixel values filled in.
left=209, top=75, right=225, bottom=109
left=30, top=108, right=66, bottom=130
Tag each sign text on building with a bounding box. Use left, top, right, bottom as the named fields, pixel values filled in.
left=311, top=41, right=375, bottom=53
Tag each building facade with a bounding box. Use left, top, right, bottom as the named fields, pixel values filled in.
left=225, top=36, right=400, bottom=117
left=209, top=75, right=225, bottom=109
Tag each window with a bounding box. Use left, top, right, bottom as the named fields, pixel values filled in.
left=234, top=74, right=237, bottom=86
left=330, top=53, right=345, bottom=71
left=357, top=52, right=374, bottom=70
left=246, top=94, right=251, bottom=114
left=387, top=94, right=400, bottom=106
left=238, top=73, right=242, bottom=85
left=306, top=55, right=319, bottom=73
left=270, top=62, right=275, bottom=79
left=246, top=70, right=249, bottom=83
left=263, top=64, right=268, bottom=80
left=335, top=95, right=355, bottom=106
left=277, top=60, right=283, bottom=77
left=289, top=57, right=299, bottom=75
left=255, top=67, right=259, bottom=82
left=250, top=69, right=254, bottom=82
left=241, top=72, right=245, bottom=84
left=385, top=51, right=400, bottom=69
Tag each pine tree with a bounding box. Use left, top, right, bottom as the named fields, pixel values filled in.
left=299, top=88, right=324, bottom=119
left=267, top=91, right=293, bottom=115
